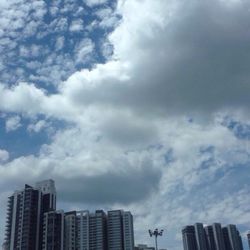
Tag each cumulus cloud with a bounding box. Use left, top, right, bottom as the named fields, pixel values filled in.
left=5, top=115, right=21, bottom=132
left=75, top=38, right=95, bottom=64
left=69, top=19, right=84, bottom=32
left=1, top=0, right=249, bottom=118
left=71, top=0, right=250, bottom=115
left=85, top=0, right=109, bottom=7
left=0, top=149, right=9, bottom=162
left=27, top=120, right=48, bottom=133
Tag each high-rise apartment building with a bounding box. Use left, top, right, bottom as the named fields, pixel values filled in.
left=107, top=210, right=124, bottom=250
left=4, top=180, right=56, bottom=250
left=5, top=184, right=41, bottom=250
left=65, top=209, right=134, bottom=250
left=222, top=225, right=243, bottom=250
left=182, top=225, right=198, bottom=250
left=93, top=210, right=108, bottom=250
left=204, top=226, right=216, bottom=250
left=35, top=179, right=56, bottom=213
left=212, top=223, right=226, bottom=250
left=182, top=223, right=243, bottom=250
left=42, top=210, right=64, bottom=250
left=76, top=210, right=89, bottom=250
left=247, top=231, right=250, bottom=250
left=123, top=211, right=135, bottom=250
left=65, top=211, right=77, bottom=250
left=75, top=210, right=108, bottom=250
left=222, top=227, right=231, bottom=250
left=107, top=210, right=135, bottom=250
left=194, top=223, right=208, bottom=250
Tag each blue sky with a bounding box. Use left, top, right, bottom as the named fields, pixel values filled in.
left=1, top=0, right=250, bottom=249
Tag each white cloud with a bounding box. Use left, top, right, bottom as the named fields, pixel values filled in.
left=55, top=36, right=65, bottom=51
left=95, top=7, right=120, bottom=29
left=69, top=19, right=84, bottom=32
left=0, top=149, right=9, bottom=162
left=5, top=115, right=21, bottom=132
left=85, top=0, right=108, bottom=7
left=95, top=7, right=113, bottom=19
left=0, top=0, right=246, bottom=121
left=75, top=38, right=95, bottom=64
left=27, top=120, right=48, bottom=133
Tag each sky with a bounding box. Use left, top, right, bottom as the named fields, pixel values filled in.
left=0, top=0, right=250, bottom=249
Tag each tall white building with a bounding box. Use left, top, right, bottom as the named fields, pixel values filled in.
left=65, top=209, right=134, bottom=250
left=76, top=210, right=89, bottom=250
left=64, top=211, right=77, bottom=250
left=108, top=210, right=124, bottom=250
left=108, top=210, right=134, bottom=250
left=76, top=210, right=107, bottom=250
left=123, top=211, right=135, bottom=250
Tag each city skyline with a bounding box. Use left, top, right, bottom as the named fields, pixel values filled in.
left=0, top=0, right=250, bottom=249
left=3, top=180, right=135, bottom=250
left=3, top=180, right=250, bottom=250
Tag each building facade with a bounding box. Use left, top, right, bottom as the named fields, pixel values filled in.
left=4, top=180, right=56, bottom=250
left=65, top=211, right=77, bottom=250
left=75, top=210, right=108, bottom=250
left=42, top=210, right=64, bottom=250
left=107, top=210, right=124, bottom=250
left=182, top=225, right=198, bottom=250
left=247, top=231, right=250, bottom=250
left=92, top=210, right=108, bottom=250
left=223, top=225, right=243, bottom=250
left=212, top=223, right=226, bottom=250
left=123, top=211, right=135, bottom=250
left=204, top=226, right=216, bottom=250
left=64, top=209, right=134, bottom=250
left=194, top=223, right=208, bottom=250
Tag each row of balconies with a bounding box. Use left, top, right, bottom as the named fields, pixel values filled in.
left=5, top=218, right=12, bottom=225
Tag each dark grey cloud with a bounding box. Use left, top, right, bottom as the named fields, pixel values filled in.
left=68, top=0, right=250, bottom=117
left=57, top=165, right=161, bottom=204
left=100, top=115, right=158, bottom=147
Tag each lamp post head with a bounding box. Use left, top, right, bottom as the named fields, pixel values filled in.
left=148, top=228, right=164, bottom=237
left=148, top=228, right=165, bottom=250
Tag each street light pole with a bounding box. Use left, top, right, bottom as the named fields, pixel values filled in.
left=148, top=228, right=164, bottom=250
